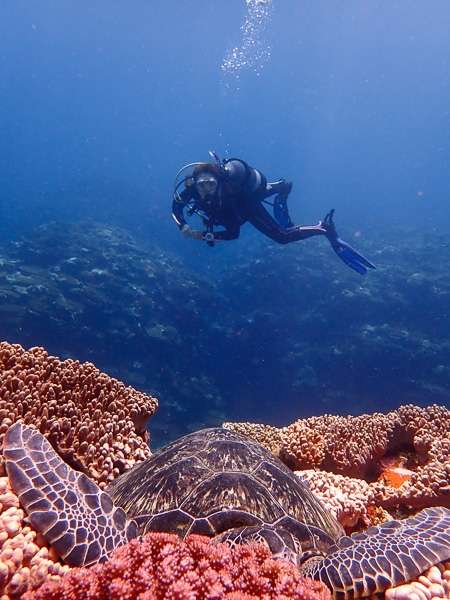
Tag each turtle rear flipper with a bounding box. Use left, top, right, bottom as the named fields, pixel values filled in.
left=301, top=507, right=450, bottom=599
left=4, top=422, right=137, bottom=567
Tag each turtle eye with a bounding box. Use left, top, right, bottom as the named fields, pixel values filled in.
left=299, top=549, right=327, bottom=567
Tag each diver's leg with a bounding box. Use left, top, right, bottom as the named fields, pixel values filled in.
left=260, top=180, right=294, bottom=229
left=263, top=178, right=292, bottom=199
left=248, top=203, right=325, bottom=245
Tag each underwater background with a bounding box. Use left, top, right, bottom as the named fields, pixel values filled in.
left=0, top=1, right=449, bottom=449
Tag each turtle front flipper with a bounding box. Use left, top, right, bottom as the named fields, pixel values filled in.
left=300, top=507, right=450, bottom=599
left=3, top=422, right=137, bottom=567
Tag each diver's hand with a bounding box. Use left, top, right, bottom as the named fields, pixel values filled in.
left=181, top=224, right=192, bottom=238
left=181, top=225, right=203, bottom=240
left=321, top=209, right=376, bottom=275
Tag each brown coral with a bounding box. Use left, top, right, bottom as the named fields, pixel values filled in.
left=372, top=406, right=450, bottom=510
left=222, top=421, right=285, bottom=455
left=23, top=532, right=332, bottom=600
left=0, top=342, right=158, bottom=487
left=281, top=411, right=394, bottom=476
left=225, top=405, right=450, bottom=512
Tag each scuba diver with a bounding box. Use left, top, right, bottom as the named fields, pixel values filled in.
left=172, top=152, right=375, bottom=274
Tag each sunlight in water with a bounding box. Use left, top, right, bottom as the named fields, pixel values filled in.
left=221, top=0, right=274, bottom=90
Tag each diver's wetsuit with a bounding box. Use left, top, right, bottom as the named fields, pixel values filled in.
left=172, top=160, right=324, bottom=245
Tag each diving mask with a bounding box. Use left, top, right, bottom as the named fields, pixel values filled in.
left=196, top=174, right=218, bottom=199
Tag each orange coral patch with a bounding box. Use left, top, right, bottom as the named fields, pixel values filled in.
left=380, top=467, right=413, bottom=489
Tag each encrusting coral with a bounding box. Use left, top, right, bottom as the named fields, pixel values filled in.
left=0, top=342, right=158, bottom=486
left=22, top=532, right=332, bottom=600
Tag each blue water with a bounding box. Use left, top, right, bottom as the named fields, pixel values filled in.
left=1, top=1, right=449, bottom=446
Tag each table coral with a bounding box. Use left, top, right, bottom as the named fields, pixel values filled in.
left=22, top=532, right=332, bottom=600
left=0, top=341, right=158, bottom=486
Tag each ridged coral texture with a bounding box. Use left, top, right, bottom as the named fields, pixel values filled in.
left=0, top=341, right=157, bottom=487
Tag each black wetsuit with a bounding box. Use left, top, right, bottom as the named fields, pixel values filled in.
left=172, top=161, right=324, bottom=245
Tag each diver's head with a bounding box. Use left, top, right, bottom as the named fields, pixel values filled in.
left=193, top=163, right=220, bottom=199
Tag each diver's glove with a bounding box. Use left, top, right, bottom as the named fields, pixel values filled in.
left=321, top=209, right=376, bottom=275
left=181, top=225, right=203, bottom=240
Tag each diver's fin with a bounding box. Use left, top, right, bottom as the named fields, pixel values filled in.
left=322, top=209, right=376, bottom=274
left=333, top=243, right=376, bottom=274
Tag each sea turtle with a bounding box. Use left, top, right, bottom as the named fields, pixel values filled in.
left=4, top=422, right=450, bottom=599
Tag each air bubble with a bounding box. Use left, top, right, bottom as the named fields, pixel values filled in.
left=220, top=0, right=274, bottom=89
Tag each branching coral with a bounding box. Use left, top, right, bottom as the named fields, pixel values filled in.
left=22, top=532, right=332, bottom=600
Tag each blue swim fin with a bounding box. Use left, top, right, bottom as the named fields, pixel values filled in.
left=322, top=210, right=376, bottom=275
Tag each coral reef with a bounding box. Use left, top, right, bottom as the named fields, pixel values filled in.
left=385, top=563, right=450, bottom=600
left=221, top=422, right=285, bottom=455
left=22, top=532, right=332, bottom=600
left=1, top=223, right=449, bottom=446
left=1, top=342, right=450, bottom=598
left=224, top=404, right=450, bottom=513
left=0, top=341, right=157, bottom=485
left=0, top=477, right=70, bottom=599
left=299, top=470, right=375, bottom=529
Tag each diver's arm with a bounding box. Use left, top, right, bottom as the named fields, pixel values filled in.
left=172, top=204, right=186, bottom=230
left=172, top=187, right=194, bottom=230
left=203, top=226, right=240, bottom=242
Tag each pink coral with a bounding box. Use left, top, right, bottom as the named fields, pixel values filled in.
left=299, top=470, right=375, bottom=528
left=0, top=477, right=70, bottom=599
left=23, top=532, right=332, bottom=600
left=386, top=563, right=450, bottom=600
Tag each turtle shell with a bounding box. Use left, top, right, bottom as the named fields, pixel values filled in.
left=107, top=428, right=344, bottom=553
